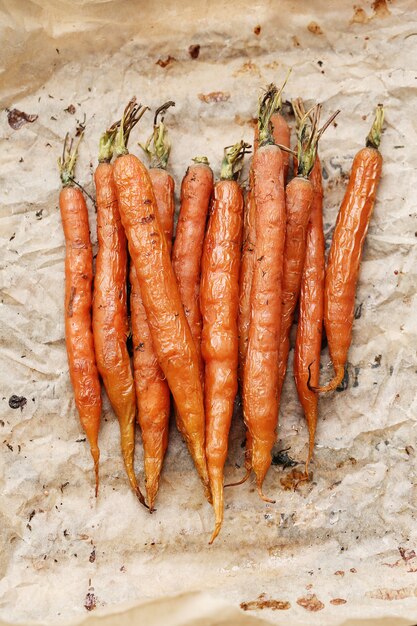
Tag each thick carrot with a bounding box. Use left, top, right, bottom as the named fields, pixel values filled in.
left=172, top=156, right=213, bottom=382
left=201, top=142, right=247, bottom=543
left=235, top=88, right=291, bottom=488
left=113, top=99, right=211, bottom=502
left=314, top=105, right=384, bottom=392
left=58, top=134, right=101, bottom=496
left=294, top=154, right=324, bottom=475
left=131, top=103, right=175, bottom=510
left=243, top=85, right=286, bottom=502
left=92, top=126, right=145, bottom=505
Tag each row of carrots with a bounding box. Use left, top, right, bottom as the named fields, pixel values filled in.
left=58, top=77, right=384, bottom=542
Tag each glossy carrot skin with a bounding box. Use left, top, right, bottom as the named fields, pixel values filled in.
left=130, top=166, right=175, bottom=510
left=201, top=180, right=243, bottom=541
left=323, top=147, right=383, bottom=390
left=294, top=157, right=324, bottom=470
left=113, top=154, right=210, bottom=500
left=172, top=162, right=213, bottom=380
left=243, top=144, right=286, bottom=497
left=60, top=185, right=101, bottom=495
left=276, top=177, right=314, bottom=399
left=92, top=162, right=142, bottom=501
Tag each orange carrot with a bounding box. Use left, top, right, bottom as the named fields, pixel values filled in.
left=243, top=85, right=286, bottom=502
left=294, top=153, right=324, bottom=474
left=172, top=157, right=213, bottom=383
left=92, top=124, right=145, bottom=505
left=58, top=134, right=101, bottom=496
left=113, top=99, right=211, bottom=502
left=201, top=142, right=247, bottom=542
left=131, top=103, right=175, bottom=510
left=314, top=105, right=384, bottom=392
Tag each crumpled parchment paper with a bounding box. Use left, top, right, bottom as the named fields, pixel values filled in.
left=1, top=0, right=417, bottom=625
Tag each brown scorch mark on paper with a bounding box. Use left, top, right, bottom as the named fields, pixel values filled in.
left=198, top=91, right=230, bottom=103
left=234, top=61, right=261, bottom=77
left=234, top=114, right=257, bottom=128
left=188, top=44, right=200, bottom=59
left=292, top=35, right=301, bottom=47
left=330, top=598, right=347, bottom=605
left=296, top=594, right=325, bottom=612
left=156, top=56, right=176, bottom=68
left=9, top=395, right=27, bottom=410
left=280, top=468, right=307, bottom=491
left=351, top=6, right=369, bottom=23
left=241, top=594, right=290, bottom=611
left=367, top=586, right=417, bottom=601
left=307, top=21, right=323, bottom=35
left=65, top=104, right=76, bottom=114
left=84, top=590, right=97, bottom=611
left=7, top=109, right=38, bottom=130
left=254, top=25, right=261, bottom=35
left=372, top=0, right=391, bottom=17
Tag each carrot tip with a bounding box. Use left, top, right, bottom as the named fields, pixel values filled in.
left=257, top=485, right=276, bottom=504
left=224, top=468, right=251, bottom=488
left=209, top=522, right=222, bottom=545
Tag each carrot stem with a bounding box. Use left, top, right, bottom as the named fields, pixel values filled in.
left=366, top=104, right=384, bottom=150
left=140, top=100, right=175, bottom=169
left=58, top=132, right=84, bottom=186
left=220, top=141, right=251, bottom=180
left=258, top=70, right=291, bottom=147
left=192, top=155, right=210, bottom=165
left=114, top=98, right=148, bottom=157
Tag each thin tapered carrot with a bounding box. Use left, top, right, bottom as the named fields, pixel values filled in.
left=313, top=105, right=384, bottom=392
left=92, top=124, right=146, bottom=506
left=243, top=84, right=286, bottom=502
left=294, top=153, right=324, bottom=475
left=201, top=142, right=248, bottom=543
left=172, top=156, right=214, bottom=383
left=131, top=102, right=175, bottom=510
left=58, top=133, right=101, bottom=496
left=113, top=99, right=211, bottom=502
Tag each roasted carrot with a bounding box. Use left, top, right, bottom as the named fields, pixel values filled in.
left=58, top=133, right=101, bottom=496
left=235, top=88, right=291, bottom=487
left=131, top=102, right=175, bottom=510
left=92, top=124, right=145, bottom=505
left=313, top=105, right=384, bottom=392
left=201, top=142, right=247, bottom=543
left=172, top=156, right=213, bottom=383
left=243, top=84, right=286, bottom=502
left=275, top=105, right=329, bottom=414
left=113, top=99, right=211, bottom=502
left=294, top=152, right=324, bottom=475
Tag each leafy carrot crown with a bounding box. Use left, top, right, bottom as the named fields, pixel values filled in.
left=258, top=70, right=291, bottom=147
left=192, top=156, right=210, bottom=165
left=114, top=97, right=148, bottom=158
left=58, top=131, right=83, bottom=186
left=292, top=98, right=339, bottom=178
left=98, top=121, right=119, bottom=163
left=366, top=104, right=384, bottom=150
left=140, top=101, right=175, bottom=169
left=220, top=140, right=251, bottom=180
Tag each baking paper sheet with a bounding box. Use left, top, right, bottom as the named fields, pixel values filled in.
left=1, top=0, right=417, bottom=624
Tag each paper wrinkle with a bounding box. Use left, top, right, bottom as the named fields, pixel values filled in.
left=1, top=0, right=417, bottom=625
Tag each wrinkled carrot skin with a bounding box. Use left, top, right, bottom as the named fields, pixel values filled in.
left=276, top=177, right=314, bottom=400
left=294, top=157, right=324, bottom=472
left=243, top=145, right=286, bottom=499
left=92, top=162, right=142, bottom=501
left=237, top=117, right=290, bottom=480
left=201, top=180, right=243, bottom=542
left=113, top=154, right=210, bottom=500
left=321, top=147, right=383, bottom=391
left=60, top=186, right=101, bottom=495
left=172, top=162, right=213, bottom=380
left=130, top=166, right=175, bottom=510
